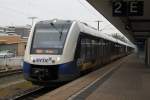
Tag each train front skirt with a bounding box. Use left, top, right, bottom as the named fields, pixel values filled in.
left=23, top=61, right=80, bottom=83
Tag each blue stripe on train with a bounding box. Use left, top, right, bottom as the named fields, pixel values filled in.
left=23, top=62, right=31, bottom=76
left=59, top=61, right=80, bottom=75
left=23, top=61, right=80, bottom=75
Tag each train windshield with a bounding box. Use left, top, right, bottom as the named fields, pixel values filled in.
left=31, top=20, right=72, bottom=54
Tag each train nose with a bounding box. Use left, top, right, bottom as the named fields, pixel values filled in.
left=34, top=70, right=40, bottom=75
left=38, top=71, right=45, bottom=81
left=31, top=66, right=58, bottom=81
left=32, top=69, right=48, bottom=80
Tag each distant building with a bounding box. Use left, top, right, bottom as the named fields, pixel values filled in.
left=0, top=25, right=30, bottom=56
left=0, top=27, right=7, bottom=36
left=0, top=27, right=4, bottom=32
left=5, top=25, right=31, bottom=37
left=15, top=26, right=31, bottom=37
left=5, top=26, right=15, bottom=34
left=0, top=35, right=27, bottom=56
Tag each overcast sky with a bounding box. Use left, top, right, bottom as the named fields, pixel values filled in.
left=0, top=0, right=122, bottom=35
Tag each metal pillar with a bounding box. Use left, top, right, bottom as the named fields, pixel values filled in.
left=145, top=38, right=150, bottom=66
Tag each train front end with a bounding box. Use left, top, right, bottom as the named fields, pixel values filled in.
left=23, top=20, right=80, bottom=84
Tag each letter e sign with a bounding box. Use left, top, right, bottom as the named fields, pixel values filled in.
left=113, top=1, right=144, bottom=16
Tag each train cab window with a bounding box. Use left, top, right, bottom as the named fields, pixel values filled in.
left=30, top=20, right=72, bottom=54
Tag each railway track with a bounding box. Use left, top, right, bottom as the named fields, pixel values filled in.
left=0, top=69, right=22, bottom=78
left=12, top=83, right=65, bottom=100
left=12, top=86, right=45, bottom=100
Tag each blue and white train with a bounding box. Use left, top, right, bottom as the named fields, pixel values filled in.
left=23, top=19, right=135, bottom=85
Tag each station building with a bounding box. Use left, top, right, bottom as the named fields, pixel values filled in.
left=0, top=25, right=30, bottom=56
left=0, top=34, right=28, bottom=56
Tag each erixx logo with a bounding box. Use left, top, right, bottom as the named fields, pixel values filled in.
left=32, top=57, right=52, bottom=63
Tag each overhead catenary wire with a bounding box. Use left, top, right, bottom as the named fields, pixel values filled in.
left=76, top=0, right=114, bottom=31
left=77, top=0, right=102, bottom=20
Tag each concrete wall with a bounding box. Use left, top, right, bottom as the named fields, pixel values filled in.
left=0, top=57, right=23, bottom=67
left=18, top=42, right=26, bottom=56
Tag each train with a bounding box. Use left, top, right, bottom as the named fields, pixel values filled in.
left=23, top=19, right=135, bottom=85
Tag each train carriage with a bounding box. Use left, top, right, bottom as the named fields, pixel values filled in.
left=23, top=19, right=135, bottom=85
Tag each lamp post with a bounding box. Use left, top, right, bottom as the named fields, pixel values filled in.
left=28, top=17, right=38, bottom=26
left=95, top=20, right=103, bottom=31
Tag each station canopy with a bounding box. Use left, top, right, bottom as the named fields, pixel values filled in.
left=87, top=0, right=150, bottom=43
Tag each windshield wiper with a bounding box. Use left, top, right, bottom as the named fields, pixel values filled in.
left=50, top=23, right=63, bottom=40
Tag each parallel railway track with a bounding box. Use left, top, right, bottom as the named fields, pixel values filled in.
left=12, top=86, right=45, bottom=100
left=12, top=83, right=65, bottom=100
left=0, top=69, right=22, bottom=78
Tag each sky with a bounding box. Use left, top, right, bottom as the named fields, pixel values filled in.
left=0, top=0, right=122, bottom=35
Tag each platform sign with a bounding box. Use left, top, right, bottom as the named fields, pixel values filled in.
left=113, top=1, right=144, bottom=16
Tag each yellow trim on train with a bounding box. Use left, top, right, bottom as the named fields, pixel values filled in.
left=79, top=61, right=98, bottom=71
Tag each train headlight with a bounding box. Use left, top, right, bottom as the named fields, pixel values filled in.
left=53, top=19, right=57, bottom=23
left=56, top=57, right=60, bottom=62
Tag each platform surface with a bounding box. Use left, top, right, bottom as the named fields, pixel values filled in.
left=37, top=54, right=150, bottom=100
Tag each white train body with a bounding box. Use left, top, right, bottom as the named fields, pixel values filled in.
left=23, top=19, right=135, bottom=84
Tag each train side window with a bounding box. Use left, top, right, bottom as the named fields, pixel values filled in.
left=99, top=39, right=103, bottom=57
left=91, top=39, right=94, bottom=59
left=80, top=38, right=86, bottom=59
left=96, top=39, right=98, bottom=58
left=92, top=39, right=97, bottom=59
left=86, top=38, right=91, bottom=59
left=98, top=39, right=101, bottom=58
left=102, top=39, right=105, bottom=57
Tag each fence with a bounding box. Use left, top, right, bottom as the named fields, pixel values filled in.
left=0, top=57, right=23, bottom=70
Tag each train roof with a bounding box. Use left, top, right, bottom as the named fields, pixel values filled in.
left=35, top=19, right=135, bottom=48
left=74, top=21, right=135, bottom=48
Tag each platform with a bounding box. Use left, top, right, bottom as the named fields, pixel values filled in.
left=37, top=54, right=150, bottom=100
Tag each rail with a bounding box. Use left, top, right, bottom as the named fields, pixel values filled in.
left=0, top=69, right=22, bottom=78
left=12, top=86, right=45, bottom=100
left=12, top=83, right=67, bottom=100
